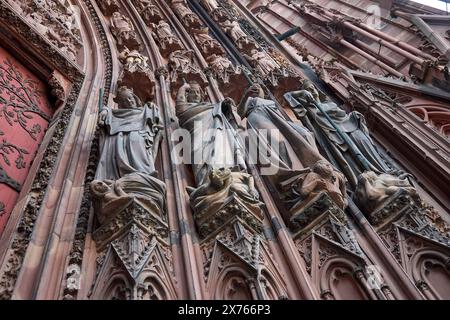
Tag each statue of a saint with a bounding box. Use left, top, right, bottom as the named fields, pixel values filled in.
left=206, top=54, right=237, bottom=84
left=172, top=0, right=202, bottom=28
left=285, top=80, right=392, bottom=187
left=238, top=83, right=323, bottom=180
left=119, top=48, right=149, bottom=72
left=151, top=20, right=181, bottom=51
left=110, top=12, right=139, bottom=49
left=192, top=28, right=224, bottom=55
left=220, top=20, right=255, bottom=51
left=175, top=81, right=246, bottom=186
left=92, top=87, right=165, bottom=222
left=244, top=49, right=286, bottom=86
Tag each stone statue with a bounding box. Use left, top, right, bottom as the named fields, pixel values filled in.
left=285, top=80, right=392, bottom=188
left=238, top=83, right=323, bottom=181
left=354, top=171, right=418, bottom=214
left=293, top=159, right=348, bottom=210
left=168, top=50, right=207, bottom=86
left=192, top=28, right=224, bottom=56
left=220, top=20, right=255, bottom=51
left=92, top=86, right=165, bottom=222
left=238, top=83, right=348, bottom=220
left=151, top=20, right=181, bottom=52
left=136, top=0, right=163, bottom=24
left=186, top=167, right=260, bottom=217
left=244, top=49, right=287, bottom=86
left=206, top=54, right=238, bottom=84
left=110, top=12, right=139, bottom=49
left=171, top=0, right=202, bottom=29
left=175, top=81, right=246, bottom=186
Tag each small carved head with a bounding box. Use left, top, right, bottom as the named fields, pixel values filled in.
left=186, top=81, right=203, bottom=103
left=312, top=159, right=334, bottom=178
left=114, top=86, right=141, bottom=109
left=209, top=167, right=231, bottom=189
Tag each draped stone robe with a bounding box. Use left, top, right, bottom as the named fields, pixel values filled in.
left=96, top=103, right=161, bottom=181
left=241, top=96, right=324, bottom=182
left=285, top=92, right=391, bottom=187
left=176, top=99, right=247, bottom=186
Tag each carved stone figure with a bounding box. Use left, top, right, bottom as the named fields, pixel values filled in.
left=168, top=50, right=207, bottom=88
left=199, top=0, right=227, bottom=21
left=151, top=20, right=182, bottom=54
left=244, top=49, right=287, bottom=86
left=285, top=80, right=392, bottom=188
left=135, top=0, right=163, bottom=24
left=171, top=0, right=202, bottom=29
left=192, top=28, right=224, bottom=56
left=238, top=83, right=323, bottom=182
left=238, top=84, right=348, bottom=228
left=91, top=86, right=165, bottom=223
left=354, top=171, right=418, bottom=214
left=220, top=20, right=256, bottom=52
left=187, top=168, right=260, bottom=217
left=110, top=12, right=140, bottom=50
left=206, top=54, right=238, bottom=84
left=175, top=81, right=246, bottom=186
left=293, top=159, right=348, bottom=210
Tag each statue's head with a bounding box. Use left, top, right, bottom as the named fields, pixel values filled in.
left=114, top=86, right=141, bottom=109
left=209, top=167, right=231, bottom=189
left=312, top=160, right=334, bottom=178
left=112, top=12, right=120, bottom=18
left=301, top=80, right=320, bottom=102
left=186, top=81, right=203, bottom=103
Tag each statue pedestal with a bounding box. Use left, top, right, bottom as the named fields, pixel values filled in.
left=363, top=189, right=418, bottom=229
left=194, top=194, right=264, bottom=239
left=288, top=192, right=341, bottom=233
left=93, top=200, right=168, bottom=251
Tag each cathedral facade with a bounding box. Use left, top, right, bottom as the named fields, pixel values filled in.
left=0, top=0, right=449, bottom=300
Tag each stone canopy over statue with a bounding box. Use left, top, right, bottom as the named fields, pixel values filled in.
left=91, top=87, right=166, bottom=224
